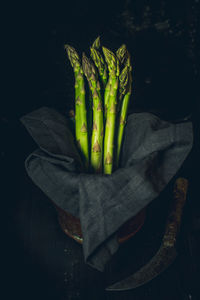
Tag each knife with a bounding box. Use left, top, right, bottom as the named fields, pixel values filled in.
left=106, top=177, right=189, bottom=291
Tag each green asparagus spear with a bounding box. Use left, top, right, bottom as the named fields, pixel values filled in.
left=102, top=47, right=119, bottom=174
left=64, top=45, right=89, bottom=170
left=82, top=53, right=104, bottom=173
left=90, top=47, right=108, bottom=88
left=116, top=52, right=132, bottom=167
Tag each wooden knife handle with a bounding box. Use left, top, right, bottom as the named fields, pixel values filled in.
left=163, top=178, right=189, bottom=247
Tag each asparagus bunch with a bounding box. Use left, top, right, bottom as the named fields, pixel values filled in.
left=64, top=45, right=89, bottom=170
left=64, top=37, right=133, bottom=174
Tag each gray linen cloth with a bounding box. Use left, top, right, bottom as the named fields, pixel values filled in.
left=21, top=107, right=193, bottom=271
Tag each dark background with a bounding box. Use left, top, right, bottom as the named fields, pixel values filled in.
left=2, top=0, right=200, bottom=299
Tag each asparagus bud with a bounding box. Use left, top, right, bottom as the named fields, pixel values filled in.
left=92, top=36, right=101, bottom=50
left=119, top=65, right=129, bottom=100
left=102, top=47, right=120, bottom=77
left=90, top=47, right=108, bottom=88
left=116, top=44, right=128, bottom=65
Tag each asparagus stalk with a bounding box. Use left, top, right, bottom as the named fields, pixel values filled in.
left=87, top=90, right=93, bottom=140
left=64, top=45, right=89, bottom=170
left=82, top=53, right=104, bottom=173
left=116, top=51, right=132, bottom=167
left=104, top=76, right=112, bottom=119
left=102, top=47, right=119, bottom=174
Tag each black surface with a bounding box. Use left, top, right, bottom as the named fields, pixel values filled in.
left=2, top=0, right=200, bottom=299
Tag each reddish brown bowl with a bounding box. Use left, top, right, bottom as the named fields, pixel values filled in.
left=56, top=206, right=146, bottom=244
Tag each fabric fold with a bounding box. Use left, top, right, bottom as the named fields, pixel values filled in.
left=21, top=107, right=193, bottom=271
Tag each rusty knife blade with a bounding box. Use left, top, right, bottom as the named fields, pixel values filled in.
left=106, top=245, right=177, bottom=291
left=106, top=177, right=188, bottom=291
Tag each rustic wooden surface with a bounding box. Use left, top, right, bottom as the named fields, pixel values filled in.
left=2, top=1, right=200, bottom=299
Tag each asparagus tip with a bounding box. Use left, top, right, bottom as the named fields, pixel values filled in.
left=64, top=44, right=75, bottom=54
left=82, top=51, right=88, bottom=62
left=102, top=47, right=113, bottom=63
left=64, top=44, right=80, bottom=68
left=102, top=47, right=119, bottom=76
left=116, top=44, right=127, bottom=64
left=82, top=52, right=90, bottom=78
left=82, top=52, right=96, bottom=82
left=92, top=36, right=101, bottom=49
left=64, top=44, right=69, bottom=50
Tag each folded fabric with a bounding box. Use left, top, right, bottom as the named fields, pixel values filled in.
left=21, top=107, right=193, bottom=271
